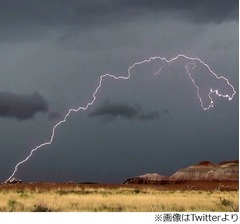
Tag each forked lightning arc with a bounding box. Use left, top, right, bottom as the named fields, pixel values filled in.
left=5, top=54, right=236, bottom=182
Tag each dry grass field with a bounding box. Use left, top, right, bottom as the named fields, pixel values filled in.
left=0, top=182, right=238, bottom=212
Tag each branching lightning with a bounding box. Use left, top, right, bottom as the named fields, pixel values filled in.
left=5, top=54, right=236, bottom=182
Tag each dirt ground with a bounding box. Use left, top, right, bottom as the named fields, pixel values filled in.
left=0, top=181, right=238, bottom=191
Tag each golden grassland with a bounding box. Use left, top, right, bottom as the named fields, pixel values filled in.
left=0, top=187, right=238, bottom=212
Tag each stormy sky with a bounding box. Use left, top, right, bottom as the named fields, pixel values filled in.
left=0, top=0, right=238, bottom=183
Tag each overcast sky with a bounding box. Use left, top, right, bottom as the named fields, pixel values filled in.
left=0, top=0, right=238, bottom=183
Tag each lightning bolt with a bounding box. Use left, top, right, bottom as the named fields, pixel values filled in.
left=5, top=54, right=236, bottom=182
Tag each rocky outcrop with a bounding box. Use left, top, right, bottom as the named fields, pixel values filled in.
left=65, top=181, right=75, bottom=184
left=124, top=160, right=239, bottom=184
left=124, top=173, right=169, bottom=184
left=170, top=160, right=238, bottom=181
left=5, top=177, right=22, bottom=184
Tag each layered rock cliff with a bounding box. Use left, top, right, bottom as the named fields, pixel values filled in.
left=170, top=160, right=238, bottom=181
left=124, top=160, right=238, bottom=184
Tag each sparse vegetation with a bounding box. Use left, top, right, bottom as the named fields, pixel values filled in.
left=32, top=203, right=51, bottom=212
left=0, top=186, right=238, bottom=212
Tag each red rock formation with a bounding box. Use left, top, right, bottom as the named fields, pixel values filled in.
left=124, top=160, right=239, bottom=184
left=170, top=160, right=238, bottom=182
left=197, top=161, right=216, bottom=167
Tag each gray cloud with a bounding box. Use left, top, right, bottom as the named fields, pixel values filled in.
left=0, top=92, right=48, bottom=120
left=48, top=111, right=61, bottom=120
left=89, top=102, right=159, bottom=121
left=0, top=0, right=237, bottom=42
left=131, top=0, right=238, bottom=23
left=0, top=0, right=236, bottom=25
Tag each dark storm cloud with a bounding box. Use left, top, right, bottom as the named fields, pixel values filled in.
left=89, top=102, right=159, bottom=121
left=0, top=0, right=236, bottom=24
left=0, top=0, right=237, bottom=42
left=48, top=111, right=61, bottom=120
left=131, top=0, right=238, bottom=23
left=0, top=92, right=48, bottom=120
